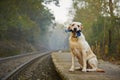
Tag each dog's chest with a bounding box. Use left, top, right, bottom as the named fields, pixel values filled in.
left=69, top=38, right=83, bottom=61
left=69, top=38, right=81, bottom=49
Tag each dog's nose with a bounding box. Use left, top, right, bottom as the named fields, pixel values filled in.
left=73, top=28, right=77, bottom=31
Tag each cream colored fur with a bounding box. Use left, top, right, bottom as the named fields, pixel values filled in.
left=68, top=22, right=102, bottom=72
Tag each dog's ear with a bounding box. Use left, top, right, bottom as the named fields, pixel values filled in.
left=67, top=24, right=72, bottom=30
left=78, top=24, right=83, bottom=30
left=81, top=25, right=83, bottom=29
left=68, top=26, right=71, bottom=30
left=65, top=25, right=72, bottom=33
left=71, top=24, right=75, bottom=26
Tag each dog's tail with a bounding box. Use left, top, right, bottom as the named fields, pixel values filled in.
left=96, top=68, right=105, bottom=72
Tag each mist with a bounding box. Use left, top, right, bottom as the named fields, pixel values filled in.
left=34, top=0, right=75, bottom=51
left=47, top=24, right=69, bottom=50
left=34, top=23, right=69, bottom=51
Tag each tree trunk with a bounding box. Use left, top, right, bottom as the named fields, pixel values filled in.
left=108, top=29, right=112, bottom=46
left=108, top=0, right=114, bottom=54
left=108, top=29, right=112, bottom=53
left=109, top=0, right=114, bottom=17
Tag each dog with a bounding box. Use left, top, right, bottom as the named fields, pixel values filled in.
left=66, top=22, right=104, bottom=72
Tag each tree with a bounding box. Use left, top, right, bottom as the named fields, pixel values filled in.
left=73, top=0, right=120, bottom=59
left=0, top=0, right=58, bottom=57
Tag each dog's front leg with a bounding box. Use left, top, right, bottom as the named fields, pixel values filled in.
left=82, top=51, right=87, bottom=72
left=69, top=52, right=75, bottom=72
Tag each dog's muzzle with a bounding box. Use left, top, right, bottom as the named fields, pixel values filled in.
left=73, top=28, right=77, bottom=32
left=65, top=29, right=81, bottom=37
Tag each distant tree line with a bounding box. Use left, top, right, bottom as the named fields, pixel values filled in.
left=73, top=0, right=120, bottom=60
left=0, top=0, right=55, bottom=42
left=0, top=0, right=57, bottom=57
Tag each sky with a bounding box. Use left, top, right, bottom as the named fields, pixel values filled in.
left=43, top=0, right=120, bottom=24
left=43, top=0, right=75, bottom=24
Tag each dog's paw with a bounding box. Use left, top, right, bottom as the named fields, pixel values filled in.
left=69, top=68, right=75, bottom=72
left=82, top=68, right=87, bottom=72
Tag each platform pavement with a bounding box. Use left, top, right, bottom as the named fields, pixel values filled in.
left=51, top=51, right=120, bottom=80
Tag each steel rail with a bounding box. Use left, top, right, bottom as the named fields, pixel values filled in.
left=1, top=51, right=52, bottom=80
left=0, top=50, right=47, bottom=63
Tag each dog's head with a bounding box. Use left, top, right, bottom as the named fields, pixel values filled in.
left=66, top=22, right=83, bottom=37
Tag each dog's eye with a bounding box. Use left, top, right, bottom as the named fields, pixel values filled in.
left=77, top=25, right=80, bottom=27
left=71, top=24, right=75, bottom=26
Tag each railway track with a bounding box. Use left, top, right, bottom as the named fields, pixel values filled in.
left=0, top=49, right=46, bottom=63
left=1, top=51, right=53, bottom=80
left=0, top=52, right=42, bottom=79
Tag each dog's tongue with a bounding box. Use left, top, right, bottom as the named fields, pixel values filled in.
left=76, top=31, right=81, bottom=37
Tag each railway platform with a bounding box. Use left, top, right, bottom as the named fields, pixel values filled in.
left=51, top=51, right=120, bottom=80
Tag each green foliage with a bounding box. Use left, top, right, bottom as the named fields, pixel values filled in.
left=74, top=0, right=120, bottom=60
left=0, top=0, right=56, bottom=57
left=0, top=0, right=55, bottom=40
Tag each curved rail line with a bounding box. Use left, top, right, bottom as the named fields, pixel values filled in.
left=0, top=50, right=47, bottom=63
left=1, top=51, right=53, bottom=80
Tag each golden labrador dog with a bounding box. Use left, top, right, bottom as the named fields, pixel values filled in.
left=66, top=22, right=104, bottom=72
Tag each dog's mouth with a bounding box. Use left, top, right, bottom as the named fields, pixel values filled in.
left=72, top=30, right=81, bottom=37
left=65, top=29, right=81, bottom=37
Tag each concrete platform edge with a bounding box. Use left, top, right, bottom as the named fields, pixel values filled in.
left=51, top=53, right=69, bottom=80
